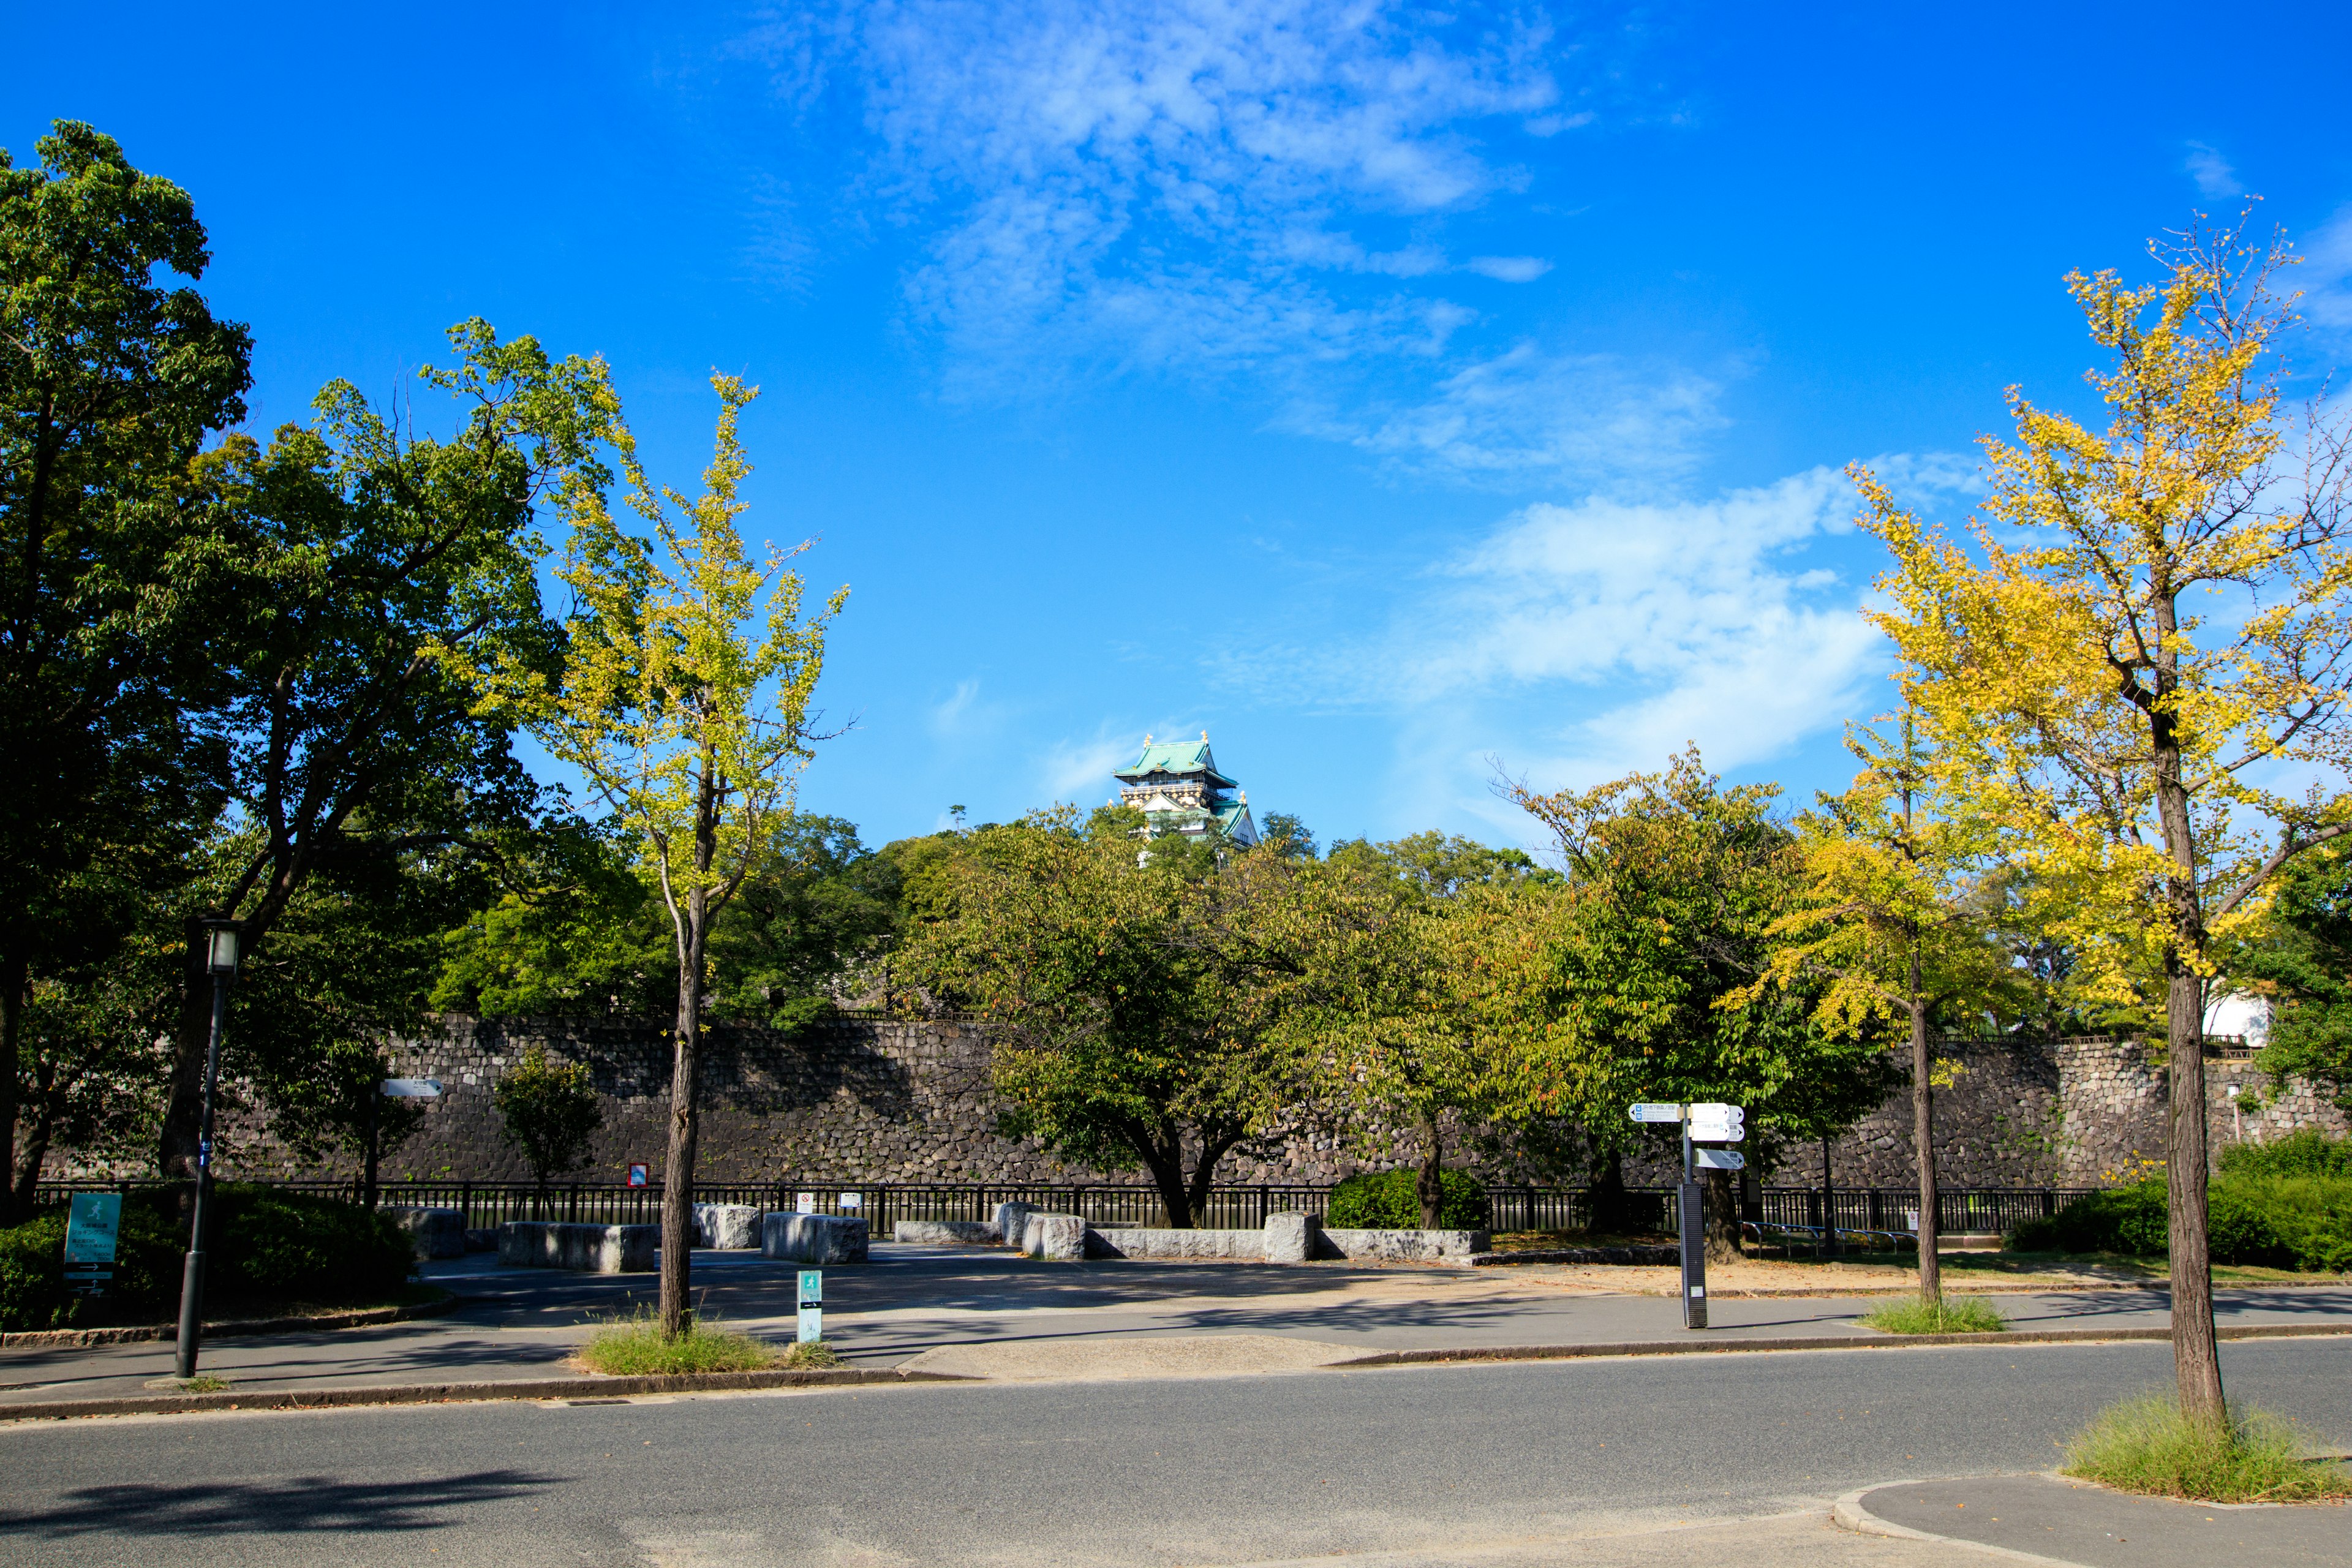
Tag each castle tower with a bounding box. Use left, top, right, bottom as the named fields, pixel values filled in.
left=1110, top=731, right=1259, bottom=846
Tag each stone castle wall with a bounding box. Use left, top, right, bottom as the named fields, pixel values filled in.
left=172, top=1015, right=2348, bottom=1189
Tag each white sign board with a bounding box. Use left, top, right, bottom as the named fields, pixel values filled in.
left=1687, top=1104, right=1745, bottom=1141
left=1628, top=1102, right=1683, bottom=1123
left=796, top=1192, right=816, bottom=1215
left=1693, top=1147, right=1746, bottom=1170
left=840, top=1192, right=863, bottom=1211
left=378, top=1078, right=443, bottom=1098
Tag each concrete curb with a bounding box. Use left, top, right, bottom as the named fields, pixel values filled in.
left=0, top=1363, right=975, bottom=1423
left=1830, top=1483, right=2092, bottom=1567
left=0, top=1292, right=462, bottom=1349
left=1327, top=1322, right=2352, bottom=1368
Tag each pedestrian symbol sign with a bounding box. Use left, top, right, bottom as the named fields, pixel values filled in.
left=797, top=1269, right=823, bottom=1344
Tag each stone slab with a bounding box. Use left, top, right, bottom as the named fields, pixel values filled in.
left=763, top=1210, right=870, bottom=1264
left=894, top=1219, right=1001, bottom=1245
left=1264, top=1212, right=1316, bottom=1264
left=496, top=1220, right=658, bottom=1273
left=1319, top=1227, right=1491, bottom=1262
left=382, top=1205, right=465, bottom=1261
left=1085, top=1227, right=1266, bottom=1261
left=693, top=1202, right=763, bottom=1249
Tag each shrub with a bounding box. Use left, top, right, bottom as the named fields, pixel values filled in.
left=1325, top=1169, right=1490, bottom=1230
left=578, top=1308, right=778, bottom=1375
left=2063, top=1393, right=2351, bottom=1502
left=208, top=1185, right=414, bottom=1302
left=2008, top=1173, right=2347, bottom=1271
left=2217, top=1129, right=2352, bottom=1180
left=0, top=1203, right=187, bottom=1332
left=1860, top=1295, right=2011, bottom=1334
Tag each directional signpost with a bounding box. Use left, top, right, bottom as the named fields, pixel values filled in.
left=63, top=1193, right=121, bottom=1299
left=366, top=1077, right=441, bottom=1210
left=1630, top=1098, right=1747, bottom=1330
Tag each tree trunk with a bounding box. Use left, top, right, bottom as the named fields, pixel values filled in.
left=9, top=1054, right=55, bottom=1216
left=1415, top=1111, right=1446, bottom=1229
left=1912, top=993, right=1940, bottom=1305
left=1702, top=1168, right=1741, bottom=1262
left=157, top=921, right=213, bottom=1182
left=1820, top=1134, right=1838, bottom=1257
left=1183, top=1131, right=1241, bottom=1233
left=1589, top=1150, right=1627, bottom=1237
left=2166, top=950, right=2223, bottom=1428
left=0, top=946, right=23, bottom=1225
left=1131, top=1124, right=1193, bottom=1229
left=658, top=886, right=706, bottom=1340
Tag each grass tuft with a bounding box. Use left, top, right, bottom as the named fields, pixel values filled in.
left=576, top=1307, right=779, bottom=1376
left=1859, top=1295, right=2010, bottom=1334
left=2063, top=1393, right=2352, bottom=1502
left=179, top=1374, right=231, bottom=1393
left=782, top=1339, right=843, bottom=1369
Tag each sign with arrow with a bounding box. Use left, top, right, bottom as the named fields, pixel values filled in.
left=1693, top=1148, right=1745, bottom=1171
left=1687, top=1103, right=1745, bottom=1142
left=797, top=1269, right=823, bottom=1344
left=1628, top=1102, right=1683, bottom=1123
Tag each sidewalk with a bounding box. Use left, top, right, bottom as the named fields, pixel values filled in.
left=1840, top=1474, right=2351, bottom=1568
left=4, top=1243, right=2348, bottom=1408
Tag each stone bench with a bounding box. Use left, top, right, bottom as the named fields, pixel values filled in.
left=894, top=1219, right=1001, bottom=1246
left=1317, top=1226, right=1490, bottom=1262
left=497, top=1220, right=658, bottom=1273
left=382, top=1205, right=465, bottom=1261
left=1084, top=1227, right=1264, bottom=1261
left=693, top=1203, right=763, bottom=1250
left=763, top=1211, right=869, bottom=1264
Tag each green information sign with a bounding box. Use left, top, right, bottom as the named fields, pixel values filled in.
left=63, top=1193, right=121, bottom=1298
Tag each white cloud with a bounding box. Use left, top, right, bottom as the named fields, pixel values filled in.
left=1463, top=254, right=1551, bottom=282
left=2185, top=141, right=2243, bottom=198
left=1311, top=342, right=1729, bottom=485
left=1039, top=723, right=1152, bottom=805
left=743, top=1, right=1694, bottom=484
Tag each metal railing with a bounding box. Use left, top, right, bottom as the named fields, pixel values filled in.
left=29, top=1177, right=2103, bottom=1240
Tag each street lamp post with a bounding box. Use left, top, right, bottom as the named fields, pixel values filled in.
left=173, top=918, right=241, bottom=1381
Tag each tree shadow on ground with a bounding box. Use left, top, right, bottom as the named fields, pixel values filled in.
left=0, top=1468, right=556, bottom=1538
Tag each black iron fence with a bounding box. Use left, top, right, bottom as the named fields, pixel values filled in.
left=31, top=1177, right=2100, bottom=1239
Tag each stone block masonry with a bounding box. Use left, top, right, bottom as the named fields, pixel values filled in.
left=763, top=1212, right=869, bottom=1264
left=118, top=1012, right=2349, bottom=1192
left=499, top=1221, right=657, bottom=1273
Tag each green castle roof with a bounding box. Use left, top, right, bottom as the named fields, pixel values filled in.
left=1114, top=737, right=1237, bottom=790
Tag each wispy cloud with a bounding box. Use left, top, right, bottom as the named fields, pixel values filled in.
left=741, top=1, right=1688, bottom=484
left=2306, top=206, right=2352, bottom=339
left=2185, top=141, right=2242, bottom=198
left=1039, top=723, right=1151, bottom=805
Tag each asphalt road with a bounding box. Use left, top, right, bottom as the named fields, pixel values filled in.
left=2, top=1336, right=2345, bottom=1567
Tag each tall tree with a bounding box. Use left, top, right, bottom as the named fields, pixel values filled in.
left=1738, top=707, right=2019, bottom=1302
left=1, top=121, right=251, bottom=1215
left=1513, top=750, right=1900, bottom=1259
left=899, top=810, right=1312, bottom=1227
left=527, top=374, right=845, bottom=1336
left=154, top=318, right=620, bottom=1178
left=1859, top=213, right=2352, bottom=1427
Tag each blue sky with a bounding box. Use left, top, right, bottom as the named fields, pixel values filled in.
left=12, top=2, right=2352, bottom=854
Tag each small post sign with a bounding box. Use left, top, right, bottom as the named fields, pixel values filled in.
left=626, top=1163, right=650, bottom=1188
left=1627, top=1102, right=1683, bottom=1123
left=63, top=1194, right=122, bottom=1298
left=1631, top=1098, right=1744, bottom=1332
left=796, top=1191, right=816, bottom=1215
left=1694, top=1148, right=1745, bottom=1171
left=839, top=1191, right=863, bottom=1212
left=797, top=1269, right=823, bottom=1344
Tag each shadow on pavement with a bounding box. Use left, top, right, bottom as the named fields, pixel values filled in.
left=0, top=1469, right=557, bottom=1539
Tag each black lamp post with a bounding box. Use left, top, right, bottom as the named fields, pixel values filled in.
left=173, top=917, right=241, bottom=1381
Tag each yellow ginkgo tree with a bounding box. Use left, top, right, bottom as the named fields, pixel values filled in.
left=536, top=374, right=846, bottom=1335
left=1740, top=709, right=2014, bottom=1308
left=1859, top=214, right=2352, bottom=1425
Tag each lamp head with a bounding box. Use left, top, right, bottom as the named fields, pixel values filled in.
left=201, top=919, right=241, bottom=976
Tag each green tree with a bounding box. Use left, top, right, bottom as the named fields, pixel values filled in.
left=1, top=121, right=251, bottom=1215
left=1513, top=750, right=1901, bottom=1260
left=2226, top=843, right=2352, bottom=1109
left=154, top=318, right=622, bottom=1179
left=492, top=1046, right=603, bottom=1212
left=899, top=809, right=1312, bottom=1227
left=526, top=373, right=845, bottom=1335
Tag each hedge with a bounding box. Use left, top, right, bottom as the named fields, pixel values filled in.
left=0, top=1185, right=415, bottom=1333
left=2008, top=1146, right=2352, bottom=1273
left=1325, top=1168, right=1491, bottom=1230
